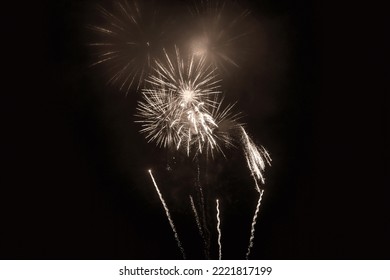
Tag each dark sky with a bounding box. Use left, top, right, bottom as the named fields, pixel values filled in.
left=1, top=0, right=387, bottom=260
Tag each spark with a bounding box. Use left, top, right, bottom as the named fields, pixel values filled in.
left=148, top=169, right=186, bottom=259
left=216, top=198, right=222, bottom=260
left=89, top=0, right=165, bottom=92
left=246, top=188, right=264, bottom=259
left=136, top=47, right=240, bottom=157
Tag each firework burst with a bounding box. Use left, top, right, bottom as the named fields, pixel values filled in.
left=89, top=0, right=167, bottom=92
left=188, top=0, right=252, bottom=72
left=136, top=47, right=241, bottom=157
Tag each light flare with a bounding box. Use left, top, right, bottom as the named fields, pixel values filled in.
left=189, top=0, right=252, bottom=71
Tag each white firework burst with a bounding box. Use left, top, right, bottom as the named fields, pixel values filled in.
left=89, top=0, right=166, bottom=93
left=188, top=0, right=252, bottom=72
left=136, top=47, right=241, bottom=157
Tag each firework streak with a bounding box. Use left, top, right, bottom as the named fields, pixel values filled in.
left=240, top=126, right=271, bottom=258
left=240, top=126, right=272, bottom=186
left=189, top=195, right=204, bottom=241
left=246, top=188, right=265, bottom=259
left=148, top=169, right=186, bottom=259
left=216, top=199, right=222, bottom=260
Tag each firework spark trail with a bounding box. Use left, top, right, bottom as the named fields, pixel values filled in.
left=246, top=188, right=264, bottom=259
left=197, top=163, right=210, bottom=259
left=216, top=199, right=222, bottom=260
left=189, top=195, right=204, bottom=239
left=239, top=126, right=270, bottom=259
left=148, top=169, right=186, bottom=259
left=190, top=194, right=209, bottom=258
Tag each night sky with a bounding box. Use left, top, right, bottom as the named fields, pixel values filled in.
left=1, top=0, right=387, bottom=259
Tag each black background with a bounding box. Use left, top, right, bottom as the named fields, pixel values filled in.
left=1, top=0, right=387, bottom=259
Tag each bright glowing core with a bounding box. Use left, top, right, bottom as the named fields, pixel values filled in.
left=181, top=89, right=196, bottom=104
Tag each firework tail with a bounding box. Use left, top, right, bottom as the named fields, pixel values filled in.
left=190, top=195, right=210, bottom=259
left=196, top=161, right=211, bottom=259
left=246, top=188, right=264, bottom=259
left=240, top=126, right=271, bottom=185
left=189, top=195, right=204, bottom=239
left=216, top=199, right=222, bottom=260
left=148, top=169, right=186, bottom=259
left=239, top=126, right=271, bottom=259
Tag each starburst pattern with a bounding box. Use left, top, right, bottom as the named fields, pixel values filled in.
left=136, top=47, right=240, bottom=157
left=188, top=0, right=252, bottom=71
left=89, top=0, right=166, bottom=92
